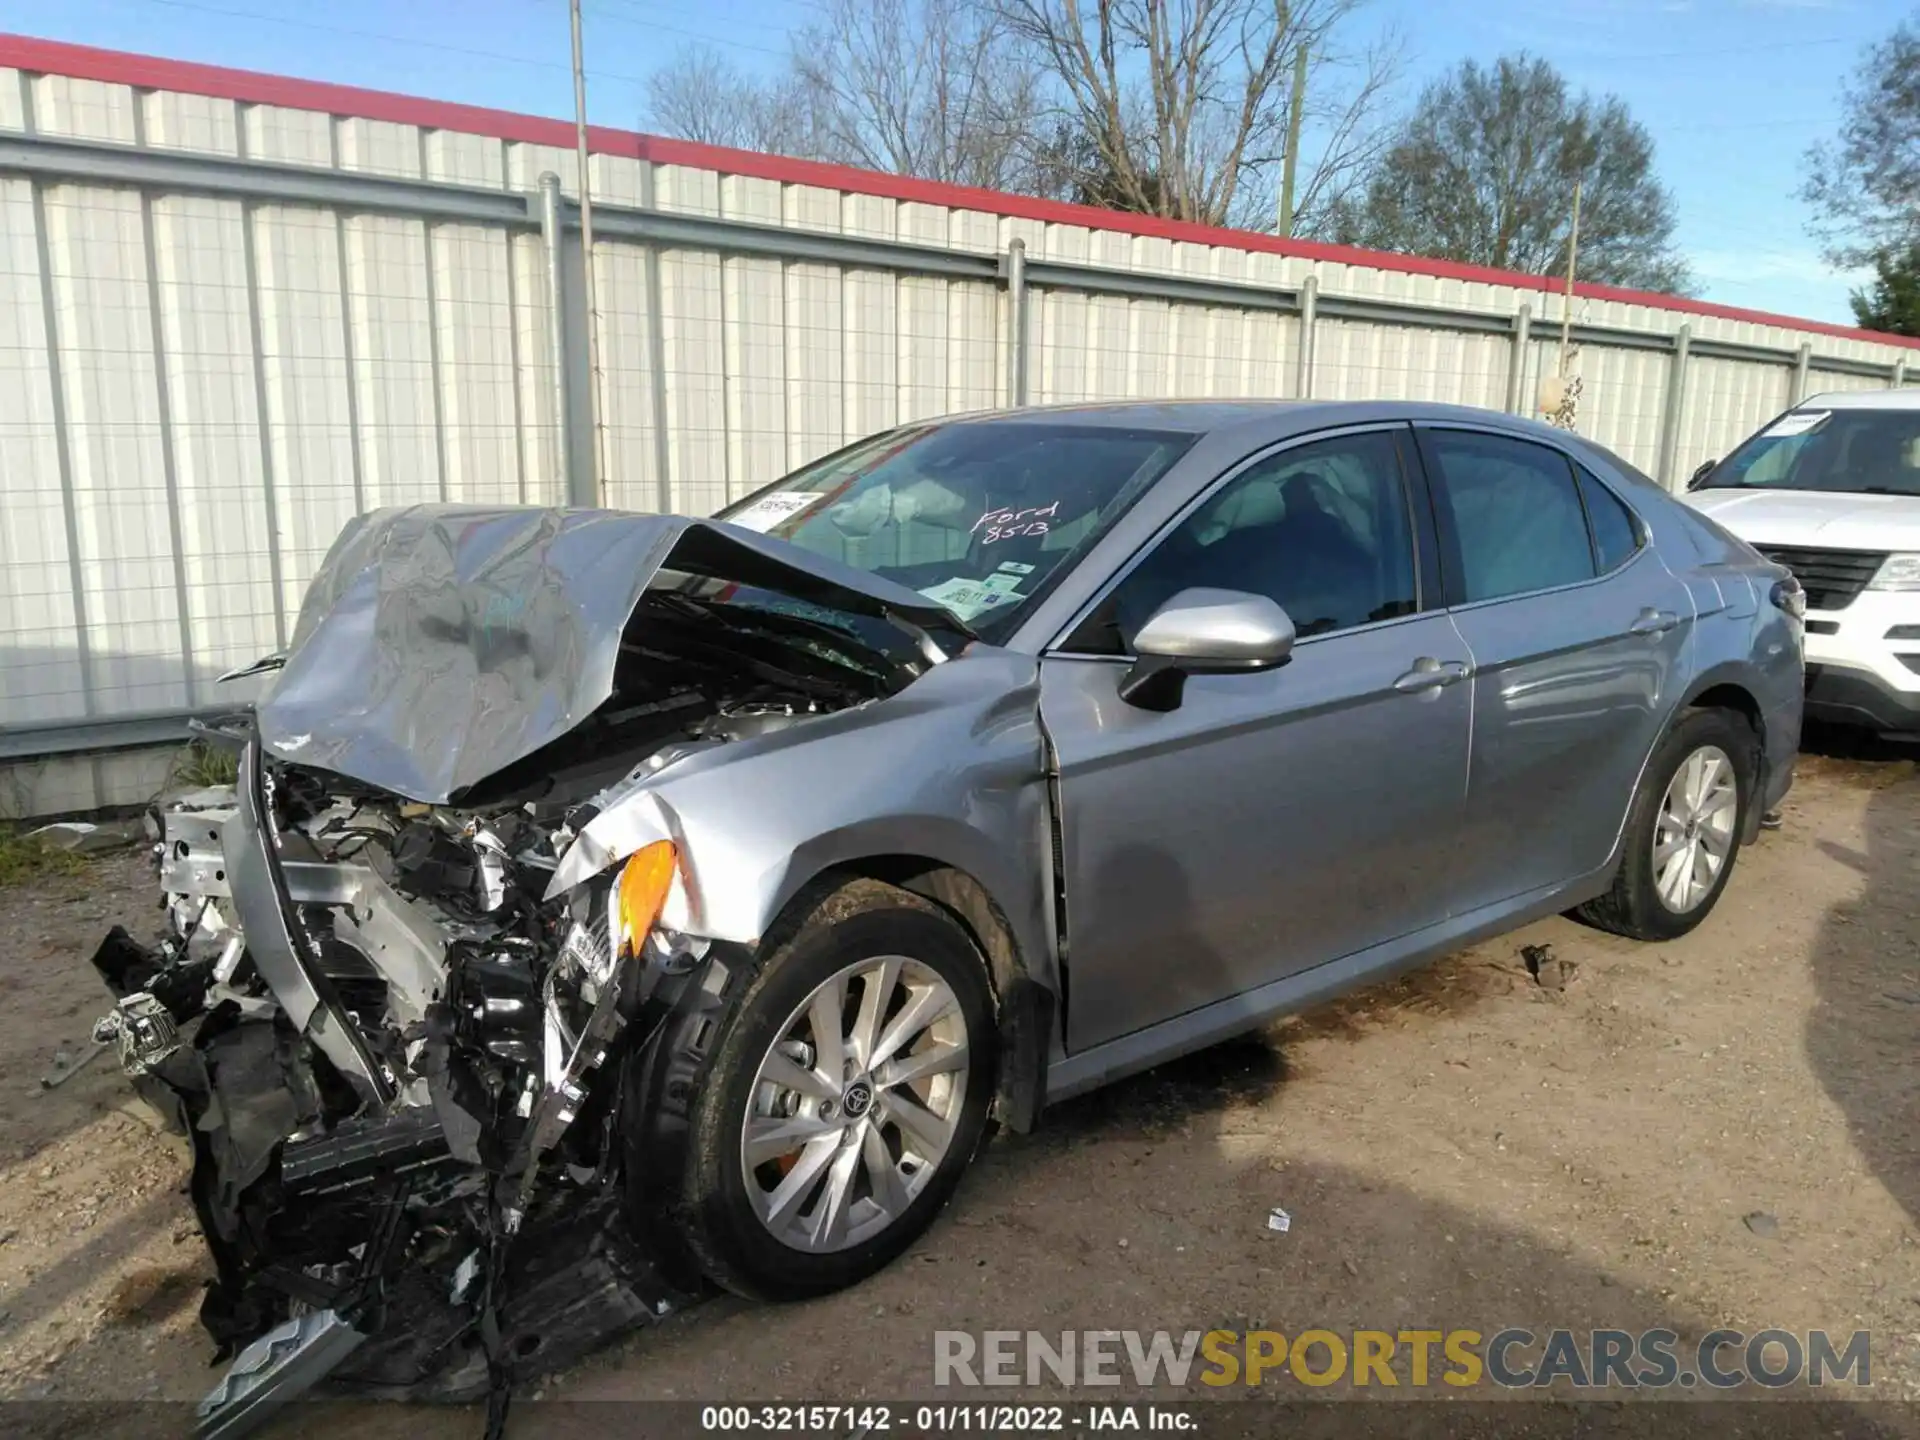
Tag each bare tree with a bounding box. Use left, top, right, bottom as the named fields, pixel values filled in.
left=645, top=1, right=1050, bottom=189
left=644, top=0, right=1392, bottom=227
left=1250, top=32, right=1400, bottom=235
left=994, top=0, right=1399, bottom=227
left=789, top=0, right=1051, bottom=190
left=644, top=47, right=832, bottom=158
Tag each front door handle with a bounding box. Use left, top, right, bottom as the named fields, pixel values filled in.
left=1629, top=608, right=1681, bottom=636
left=1393, top=657, right=1471, bottom=693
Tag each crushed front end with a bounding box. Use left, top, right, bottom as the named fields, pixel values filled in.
left=92, top=737, right=705, bottom=1437
left=85, top=504, right=971, bottom=1437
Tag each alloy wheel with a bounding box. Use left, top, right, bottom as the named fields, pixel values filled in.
left=1651, top=743, right=1738, bottom=914
left=741, top=956, right=970, bottom=1253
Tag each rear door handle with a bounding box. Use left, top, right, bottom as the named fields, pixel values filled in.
left=1393, top=657, right=1471, bottom=693
left=1629, top=609, right=1681, bottom=636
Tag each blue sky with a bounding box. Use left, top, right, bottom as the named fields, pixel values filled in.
left=0, top=0, right=1896, bottom=324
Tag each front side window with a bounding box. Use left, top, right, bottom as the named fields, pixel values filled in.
left=1425, top=431, right=1595, bottom=603
left=1700, top=408, right=1920, bottom=496
left=1066, top=431, right=1419, bottom=654
left=710, top=422, right=1195, bottom=642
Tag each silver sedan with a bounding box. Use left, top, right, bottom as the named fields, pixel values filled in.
left=97, top=400, right=1804, bottom=1424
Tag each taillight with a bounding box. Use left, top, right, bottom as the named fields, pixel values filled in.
left=1770, top=575, right=1806, bottom=619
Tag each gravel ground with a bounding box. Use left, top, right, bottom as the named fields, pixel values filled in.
left=0, top=732, right=1916, bottom=1439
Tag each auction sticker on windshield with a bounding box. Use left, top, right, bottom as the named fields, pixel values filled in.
left=919, top=573, right=1024, bottom=621
left=723, top=492, right=826, bottom=532
left=1762, top=411, right=1829, bottom=439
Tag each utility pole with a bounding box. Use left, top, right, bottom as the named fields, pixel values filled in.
left=1557, top=178, right=1581, bottom=377
left=569, top=0, right=605, bottom=506
left=1277, top=43, right=1309, bottom=238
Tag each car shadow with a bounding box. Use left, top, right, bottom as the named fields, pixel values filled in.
left=1798, top=722, right=1920, bottom=1229
left=489, top=1145, right=1895, bottom=1440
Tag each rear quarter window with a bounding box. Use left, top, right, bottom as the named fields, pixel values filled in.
left=1577, top=468, right=1644, bottom=573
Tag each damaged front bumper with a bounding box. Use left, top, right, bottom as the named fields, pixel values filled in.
left=91, top=741, right=703, bottom=1437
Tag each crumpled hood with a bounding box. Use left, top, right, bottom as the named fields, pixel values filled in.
left=256, top=504, right=972, bottom=804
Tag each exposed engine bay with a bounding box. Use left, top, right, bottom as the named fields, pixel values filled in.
left=85, top=506, right=976, bottom=1438
left=92, top=706, right=828, bottom=1435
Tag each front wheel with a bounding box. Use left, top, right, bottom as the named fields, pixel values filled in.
left=668, top=879, right=998, bottom=1301
left=1575, top=708, right=1756, bottom=941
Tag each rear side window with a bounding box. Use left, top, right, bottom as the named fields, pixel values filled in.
left=1423, top=432, right=1596, bottom=602
left=1578, top=467, right=1643, bottom=573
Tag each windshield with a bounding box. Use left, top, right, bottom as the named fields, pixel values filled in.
left=1701, top=407, right=1920, bottom=497
left=708, top=421, right=1197, bottom=641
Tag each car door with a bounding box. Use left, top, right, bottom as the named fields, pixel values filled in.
left=1415, top=426, right=1693, bottom=912
left=1038, top=426, right=1475, bottom=1054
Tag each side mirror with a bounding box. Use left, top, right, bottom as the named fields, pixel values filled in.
left=1118, top=588, right=1295, bottom=712
left=1686, top=459, right=1717, bottom=492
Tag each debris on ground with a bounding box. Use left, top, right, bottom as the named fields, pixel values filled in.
left=40, top=1043, right=109, bottom=1090
left=1521, top=943, right=1578, bottom=990
left=1742, top=1211, right=1781, bottom=1239
left=1266, top=1207, right=1291, bottom=1234
left=22, top=820, right=144, bottom=855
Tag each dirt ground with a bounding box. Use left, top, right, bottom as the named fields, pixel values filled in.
left=1, top=730, right=1917, bottom=1438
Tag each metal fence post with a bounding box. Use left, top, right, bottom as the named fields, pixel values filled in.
left=1295, top=274, right=1318, bottom=399
left=538, top=173, right=576, bottom=504
left=1792, top=342, right=1811, bottom=405
left=315, top=117, right=371, bottom=526
left=1656, top=323, right=1692, bottom=491
left=419, top=136, right=452, bottom=505
left=131, top=94, right=199, bottom=705
left=1505, top=303, right=1532, bottom=414
left=1004, top=238, right=1029, bottom=407
left=232, top=120, right=289, bottom=650
left=636, top=162, right=675, bottom=515
left=1895, top=358, right=1909, bottom=390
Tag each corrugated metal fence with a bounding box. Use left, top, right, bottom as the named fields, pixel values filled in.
left=2, top=36, right=1916, bottom=817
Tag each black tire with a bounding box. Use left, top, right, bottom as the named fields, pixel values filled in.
left=1575, top=707, right=1757, bottom=941
left=656, top=878, right=998, bottom=1302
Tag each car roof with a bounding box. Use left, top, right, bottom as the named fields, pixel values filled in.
left=1797, top=388, right=1920, bottom=412
left=937, top=398, right=1580, bottom=444
left=937, top=400, right=1307, bottom=431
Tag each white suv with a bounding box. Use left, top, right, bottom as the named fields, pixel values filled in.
left=1685, top=388, right=1920, bottom=737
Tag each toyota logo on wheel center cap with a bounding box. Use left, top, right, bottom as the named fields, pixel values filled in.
left=841, top=1080, right=874, bottom=1119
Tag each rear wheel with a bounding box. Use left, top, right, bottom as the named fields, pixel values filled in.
left=667, top=879, right=997, bottom=1300
left=1575, top=708, right=1755, bottom=941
